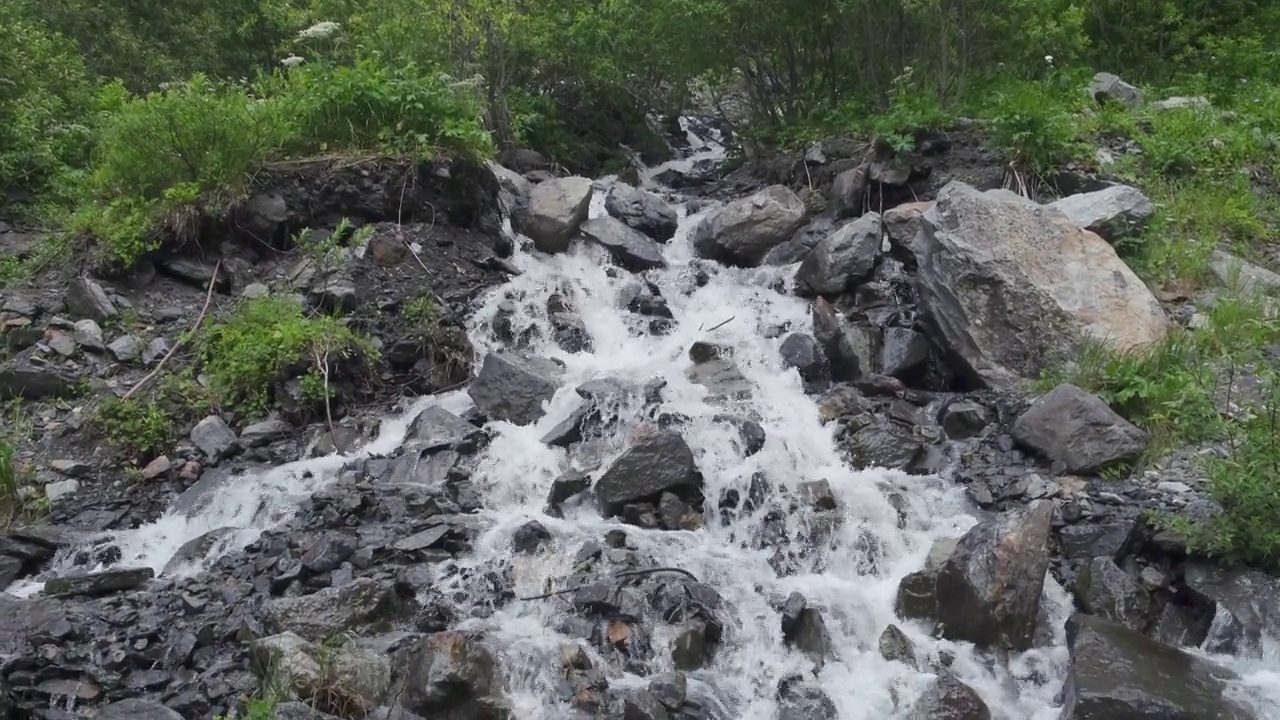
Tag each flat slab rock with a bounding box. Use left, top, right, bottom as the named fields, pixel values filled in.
left=1011, top=383, right=1148, bottom=474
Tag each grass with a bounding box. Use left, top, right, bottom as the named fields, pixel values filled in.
left=0, top=400, right=48, bottom=528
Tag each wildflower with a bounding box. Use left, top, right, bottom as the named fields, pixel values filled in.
left=1045, top=55, right=1054, bottom=65
left=298, top=21, right=340, bottom=40
left=280, top=55, right=305, bottom=68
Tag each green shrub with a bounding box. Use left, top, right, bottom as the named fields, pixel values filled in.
left=199, top=296, right=376, bottom=416
left=980, top=74, right=1090, bottom=178
left=94, top=397, right=174, bottom=457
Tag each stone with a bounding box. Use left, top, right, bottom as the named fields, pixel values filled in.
left=1048, top=185, right=1154, bottom=241
left=939, top=400, right=988, bottom=439
left=910, top=674, right=991, bottom=720
left=1060, top=614, right=1253, bottom=720
left=44, top=567, right=154, bottom=597
left=241, top=282, right=270, bottom=299
left=624, top=693, right=671, bottom=720
left=880, top=327, right=930, bottom=379
left=845, top=416, right=926, bottom=472
left=830, top=164, right=869, bottom=219
left=605, top=183, right=679, bottom=242
left=141, top=455, right=172, bottom=480
left=190, top=415, right=238, bottom=464
left=878, top=624, right=917, bottom=667
left=45, top=329, right=76, bottom=356
left=407, top=405, right=485, bottom=451
left=251, top=632, right=390, bottom=714
left=467, top=352, right=565, bottom=425
left=239, top=418, right=293, bottom=447
left=777, top=679, right=838, bottom=720
left=143, top=336, right=171, bottom=365
left=106, top=334, right=142, bottom=362
left=782, top=600, right=832, bottom=672
left=691, top=185, right=806, bottom=267
left=1209, top=249, right=1280, bottom=297
left=65, top=277, right=118, bottom=323
left=72, top=319, right=106, bottom=352
left=97, top=699, right=184, bottom=720
left=595, top=432, right=702, bottom=516
left=671, top=618, right=712, bottom=670
left=933, top=501, right=1054, bottom=651
left=264, top=578, right=416, bottom=642
left=1073, top=557, right=1150, bottom=631
left=44, top=479, right=79, bottom=501
left=780, top=332, right=828, bottom=385
left=512, top=521, right=552, bottom=554
left=49, top=458, right=91, bottom=477
left=812, top=297, right=870, bottom=382
left=795, top=212, right=882, bottom=296
left=391, top=631, right=508, bottom=718
left=1183, top=563, right=1280, bottom=657
left=1011, top=384, right=1148, bottom=474
left=0, top=354, right=75, bottom=399
left=580, top=216, right=667, bottom=272
left=914, top=182, right=1167, bottom=387
left=1087, top=72, right=1144, bottom=108
left=884, top=201, right=932, bottom=264
left=517, top=176, right=594, bottom=254
left=648, top=672, right=687, bottom=711
left=764, top=216, right=837, bottom=266
left=1057, top=521, right=1137, bottom=561
left=488, top=161, right=532, bottom=219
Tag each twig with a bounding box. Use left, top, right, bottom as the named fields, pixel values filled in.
left=517, top=566, right=701, bottom=601
left=121, top=261, right=221, bottom=402
left=317, top=347, right=335, bottom=440
left=702, top=315, right=735, bottom=333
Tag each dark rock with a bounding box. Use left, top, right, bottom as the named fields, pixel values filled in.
left=97, top=699, right=183, bottom=720
left=777, top=678, right=838, bottom=720
left=845, top=416, right=926, bottom=472
left=880, top=327, right=930, bottom=379
left=407, top=405, right=485, bottom=452
left=1087, top=72, right=1144, bottom=109
left=795, top=212, right=882, bottom=297
left=190, top=415, right=239, bottom=464
left=910, top=673, right=991, bottom=720
left=657, top=492, right=703, bottom=531
left=939, top=400, right=988, bottom=439
left=605, top=183, right=679, bottom=242
left=512, top=521, right=552, bottom=554
left=830, top=164, right=869, bottom=219
left=1057, top=521, right=1137, bottom=561
left=1011, top=384, right=1148, bottom=474
left=594, top=432, right=701, bottom=517
left=604, top=529, right=627, bottom=548
left=581, top=216, right=667, bottom=272
left=624, top=692, right=671, bottom=720
left=547, top=469, right=592, bottom=510
left=691, top=185, right=806, bottom=267
left=264, top=578, right=416, bottom=642
left=648, top=672, right=687, bottom=711
left=65, top=277, right=118, bottom=322
left=764, top=217, right=838, bottom=266
left=467, top=352, right=565, bottom=425
left=161, top=258, right=231, bottom=293
left=812, top=297, right=870, bottom=382
left=106, top=334, right=142, bottom=362
left=782, top=598, right=832, bottom=672
left=44, top=567, right=154, bottom=598
left=0, top=352, right=76, bottom=400
left=1073, top=557, right=1150, bottom=631
left=934, top=501, right=1054, bottom=651
left=671, top=618, right=712, bottom=670
left=878, top=624, right=917, bottom=667
left=780, top=333, right=829, bottom=386
left=392, top=631, right=510, bottom=718
left=1061, top=614, right=1252, bottom=720
left=1183, top=563, right=1280, bottom=657
left=240, top=418, right=293, bottom=448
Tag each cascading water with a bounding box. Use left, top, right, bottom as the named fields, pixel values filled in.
left=9, top=124, right=1280, bottom=719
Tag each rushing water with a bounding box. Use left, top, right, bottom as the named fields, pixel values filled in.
left=8, top=124, right=1280, bottom=718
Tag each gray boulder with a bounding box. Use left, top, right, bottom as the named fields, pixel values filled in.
left=830, top=163, right=869, bottom=219
left=1183, top=563, right=1280, bottom=658
left=883, top=201, right=931, bottom=263
left=1048, top=185, right=1154, bottom=241
left=406, top=405, right=485, bottom=452
left=914, top=182, right=1167, bottom=388
left=97, top=699, right=184, bottom=720
left=604, top=183, right=678, bottom=242
left=812, top=297, right=872, bottom=382
left=190, top=415, right=238, bottom=464
left=794, top=212, right=882, bottom=297
left=580, top=216, right=666, bottom=271
left=517, top=176, right=593, bottom=253
left=467, top=352, right=565, bottom=425
left=880, top=327, right=930, bottom=379
left=65, top=276, right=118, bottom=323
left=1011, top=383, right=1148, bottom=474
left=239, top=418, right=293, bottom=447
left=910, top=673, right=991, bottom=720
left=764, top=216, right=838, bottom=266
left=263, top=578, right=417, bottom=642
left=488, top=161, right=531, bottom=220
left=1073, top=556, right=1151, bottom=631
left=692, top=185, right=806, bottom=266
left=594, top=431, right=702, bottom=516
left=389, top=631, right=509, bottom=718
left=1060, top=614, right=1254, bottom=720
left=1087, top=72, right=1144, bottom=108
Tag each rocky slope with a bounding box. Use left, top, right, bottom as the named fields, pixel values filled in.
left=0, top=120, right=1276, bottom=720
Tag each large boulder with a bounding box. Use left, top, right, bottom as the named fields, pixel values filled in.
left=604, top=183, right=678, bottom=242
left=263, top=578, right=417, bottom=642
left=1087, top=72, right=1144, bottom=109
left=794, top=212, right=882, bottom=297
left=517, top=176, right=593, bottom=253
left=595, top=431, right=702, bottom=516
left=692, top=185, right=806, bottom=266
left=467, top=352, right=565, bottom=426
left=1182, top=563, right=1280, bottom=657
left=914, top=182, right=1167, bottom=388
left=1048, top=185, right=1154, bottom=242
left=1060, top=614, right=1255, bottom=720
left=580, top=216, right=666, bottom=272
left=1072, top=557, right=1151, bottom=632
left=902, top=501, right=1054, bottom=652
left=388, top=631, right=510, bottom=719
left=910, top=673, right=991, bottom=720
left=1011, top=383, right=1148, bottom=474
left=488, top=161, right=532, bottom=220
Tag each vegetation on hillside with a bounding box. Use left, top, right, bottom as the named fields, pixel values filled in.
left=2, top=0, right=1279, bottom=562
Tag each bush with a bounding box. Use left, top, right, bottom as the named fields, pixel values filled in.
left=94, top=397, right=174, bottom=458
left=199, top=296, right=376, bottom=416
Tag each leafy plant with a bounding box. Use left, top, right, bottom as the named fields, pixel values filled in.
left=94, top=397, right=174, bottom=457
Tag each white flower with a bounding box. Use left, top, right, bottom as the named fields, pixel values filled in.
left=280, top=54, right=305, bottom=68
left=1045, top=55, right=1055, bottom=64
left=298, top=21, right=340, bottom=40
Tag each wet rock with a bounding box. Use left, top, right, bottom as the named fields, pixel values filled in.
left=512, top=520, right=552, bottom=554
left=72, top=318, right=106, bottom=352
left=932, top=501, right=1054, bottom=651
left=0, top=531, right=58, bottom=586
left=878, top=624, right=917, bottom=667
left=581, top=216, right=667, bottom=271
left=780, top=332, right=828, bottom=386
left=776, top=678, right=838, bottom=720
left=692, top=185, right=807, bottom=267
left=467, top=352, right=565, bottom=425
left=1061, top=614, right=1253, bottom=720
left=240, top=418, right=293, bottom=447
left=845, top=416, right=927, bottom=472
left=489, top=161, right=531, bottom=220
left=605, top=183, right=678, bottom=242
left=97, top=699, right=184, bottom=720
left=518, top=176, right=594, bottom=254
left=685, top=359, right=753, bottom=402
left=657, top=492, right=704, bottom=531
left=1183, top=563, right=1280, bottom=657
left=671, top=617, right=712, bottom=670
left=939, top=400, right=988, bottom=439
left=391, top=631, right=509, bottom=718
left=190, top=415, right=239, bottom=464
left=65, top=276, right=118, bottom=322
left=163, top=527, right=237, bottom=575
left=830, top=164, right=869, bottom=219
left=595, top=432, right=702, bottom=517
left=106, top=334, right=142, bottom=362
left=1073, top=557, right=1150, bottom=631
left=812, top=297, right=869, bottom=381
left=1056, top=520, right=1137, bottom=561
left=551, top=311, right=592, bottom=353
left=1048, top=184, right=1154, bottom=242
left=546, top=469, right=592, bottom=513
left=407, top=405, right=485, bottom=452
left=0, top=352, right=76, bottom=399
left=884, top=201, right=931, bottom=264
left=264, top=578, right=416, bottom=642
left=44, top=567, right=154, bottom=598
left=795, top=212, right=882, bottom=297
left=624, top=692, right=671, bottom=720
left=781, top=594, right=832, bottom=671
left=648, top=672, right=687, bottom=711
left=880, top=327, right=930, bottom=379
left=1087, top=72, right=1144, bottom=108
left=764, top=217, right=837, bottom=266
left=914, top=182, right=1167, bottom=388
left=1011, top=384, right=1148, bottom=474
left=252, top=631, right=389, bottom=715
left=910, top=673, right=991, bottom=720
